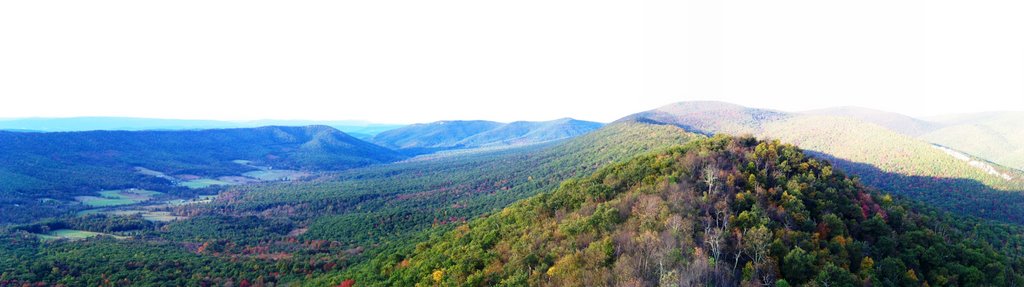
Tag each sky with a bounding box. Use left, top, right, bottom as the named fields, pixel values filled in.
left=1, top=0, right=1022, bottom=124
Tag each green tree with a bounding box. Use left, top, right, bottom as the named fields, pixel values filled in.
left=876, top=257, right=908, bottom=286
left=816, top=263, right=858, bottom=287
left=783, top=247, right=816, bottom=284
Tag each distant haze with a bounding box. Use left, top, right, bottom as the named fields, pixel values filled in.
left=2, top=0, right=1022, bottom=123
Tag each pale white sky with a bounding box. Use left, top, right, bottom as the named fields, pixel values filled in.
left=1, top=0, right=1022, bottom=123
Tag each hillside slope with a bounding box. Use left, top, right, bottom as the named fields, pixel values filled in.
left=456, top=118, right=603, bottom=147
left=802, top=106, right=940, bottom=136
left=922, top=112, right=1024, bottom=170
left=618, top=101, right=787, bottom=135
left=621, top=102, right=1024, bottom=223
left=333, top=136, right=1024, bottom=286
left=804, top=108, right=1024, bottom=171
left=370, top=118, right=602, bottom=155
left=370, top=120, right=503, bottom=150
left=762, top=115, right=1024, bottom=221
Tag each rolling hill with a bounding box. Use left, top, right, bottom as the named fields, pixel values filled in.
left=0, top=125, right=404, bottom=223
left=370, top=118, right=603, bottom=155
left=620, top=101, right=1024, bottom=223
left=328, top=136, right=1024, bottom=286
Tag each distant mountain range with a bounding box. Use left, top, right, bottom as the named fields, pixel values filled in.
left=369, top=118, right=603, bottom=155
left=0, top=117, right=404, bottom=137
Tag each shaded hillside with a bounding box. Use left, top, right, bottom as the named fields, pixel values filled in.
left=370, top=118, right=602, bottom=155
left=0, top=126, right=404, bottom=223
left=332, top=136, right=1024, bottom=286
left=922, top=112, right=1024, bottom=170
left=620, top=102, right=1024, bottom=224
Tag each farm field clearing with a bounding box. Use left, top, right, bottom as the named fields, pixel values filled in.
left=242, top=169, right=309, bottom=181
left=179, top=178, right=232, bottom=189
left=74, top=189, right=163, bottom=207
left=35, top=229, right=126, bottom=241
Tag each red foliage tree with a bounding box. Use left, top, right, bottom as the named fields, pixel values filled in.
left=337, top=279, right=356, bottom=287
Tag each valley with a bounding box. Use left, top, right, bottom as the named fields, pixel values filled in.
left=5, top=0, right=1022, bottom=285
left=1, top=103, right=1023, bottom=286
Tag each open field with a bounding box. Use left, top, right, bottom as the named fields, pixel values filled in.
left=242, top=169, right=309, bottom=181
left=106, top=210, right=183, bottom=222
left=179, top=178, right=232, bottom=189
left=162, top=195, right=217, bottom=206
left=134, top=166, right=176, bottom=181
left=77, top=193, right=214, bottom=221
left=74, top=189, right=163, bottom=207
left=216, top=176, right=260, bottom=184
left=100, top=189, right=161, bottom=199
left=77, top=208, right=184, bottom=222
left=35, top=229, right=125, bottom=241
left=234, top=159, right=311, bottom=180
left=74, top=196, right=134, bottom=207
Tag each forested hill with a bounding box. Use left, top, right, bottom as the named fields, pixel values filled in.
left=333, top=136, right=1024, bottom=286
left=370, top=118, right=603, bottom=155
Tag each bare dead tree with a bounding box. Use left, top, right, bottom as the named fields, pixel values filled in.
left=704, top=226, right=723, bottom=266
left=732, top=229, right=744, bottom=272
left=759, top=258, right=776, bottom=287
left=702, top=165, right=718, bottom=197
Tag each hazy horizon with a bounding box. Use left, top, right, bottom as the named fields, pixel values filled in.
left=1, top=100, right=1022, bottom=125
left=3, top=1, right=1023, bottom=123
